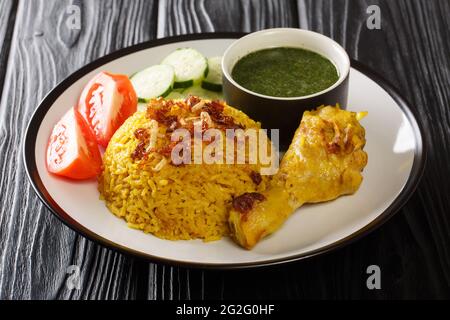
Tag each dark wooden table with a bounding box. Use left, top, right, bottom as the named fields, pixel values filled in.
left=0, top=0, right=449, bottom=300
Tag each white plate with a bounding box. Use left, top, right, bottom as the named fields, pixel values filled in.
left=23, top=34, right=426, bottom=268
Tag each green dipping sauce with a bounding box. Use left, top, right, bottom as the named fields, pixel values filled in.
left=231, top=47, right=339, bottom=97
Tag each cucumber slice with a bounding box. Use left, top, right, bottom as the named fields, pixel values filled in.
left=162, top=48, right=208, bottom=88
left=166, top=85, right=223, bottom=101
left=173, top=79, right=194, bottom=89
left=201, top=56, right=223, bottom=92
left=201, top=81, right=222, bottom=92
left=131, top=64, right=174, bottom=100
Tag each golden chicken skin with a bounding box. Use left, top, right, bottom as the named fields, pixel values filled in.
left=229, top=106, right=368, bottom=249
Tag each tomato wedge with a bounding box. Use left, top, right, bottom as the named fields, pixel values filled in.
left=77, top=72, right=137, bottom=147
left=46, top=108, right=102, bottom=179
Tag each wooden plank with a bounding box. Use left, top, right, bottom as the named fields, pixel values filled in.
left=157, top=0, right=298, bottom=37
left=0, top=0, right=158, bottom=299
left=0, top=0, right=18, bottom=102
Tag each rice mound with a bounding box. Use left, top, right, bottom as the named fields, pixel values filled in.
left=98, top=97, right=271, bottom=241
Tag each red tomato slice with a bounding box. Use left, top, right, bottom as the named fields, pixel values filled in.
left=77, top=72, right=137, bottom=147
left=46, top=108, right=102, bottom=180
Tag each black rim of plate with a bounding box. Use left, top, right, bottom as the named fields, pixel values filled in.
left=23, top=33, right=427, bottom=269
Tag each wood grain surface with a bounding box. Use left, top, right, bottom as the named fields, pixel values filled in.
left=0, top=0, right=17, bottom=104
left=0, top=0, right=449, bottom=299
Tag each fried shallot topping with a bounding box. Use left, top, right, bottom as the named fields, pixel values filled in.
left=326, top=142, right=340, bottom=154
left=131, top=128, right=152, bottom=160
left=133, top=97, right=246, bottom=161
left=232, top=192, right=266, bottom=216
left=134, top=128, right=150, bottom=141
left=185, top=95, right=200, bottom=108
left=249, top=171, right=262, bottom=185
left=203, top=101, right=244, bottom=129
left=147, top=106, right=177, bottom=127
left=131, top=141, right=147, bottom=160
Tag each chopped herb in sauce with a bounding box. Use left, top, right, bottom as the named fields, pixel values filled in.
left=231, top=47, right=339, bottom=97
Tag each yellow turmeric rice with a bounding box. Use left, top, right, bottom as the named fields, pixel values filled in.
left=98, top=97, right=272, bottom=241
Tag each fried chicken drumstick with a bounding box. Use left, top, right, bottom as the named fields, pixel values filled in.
left=229, top=106, right=368, bottom=249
